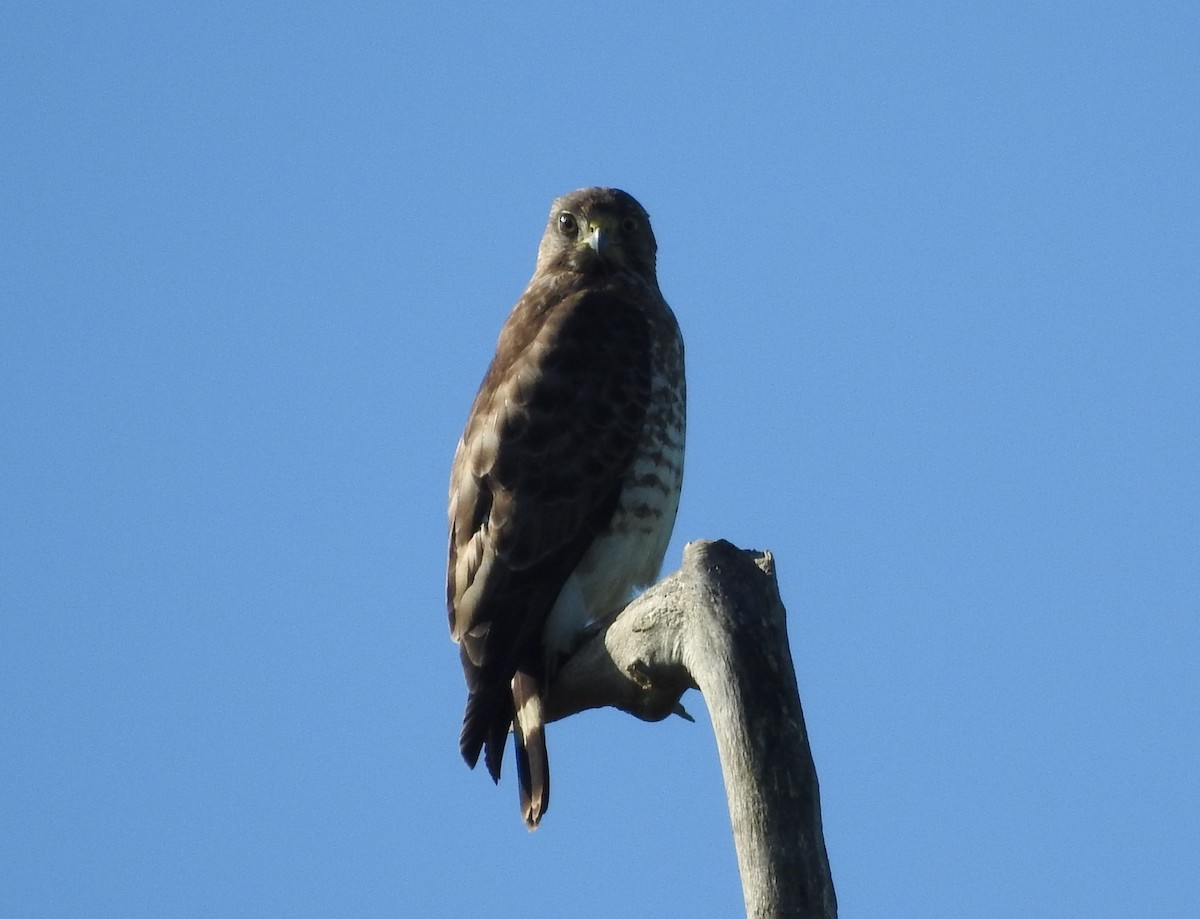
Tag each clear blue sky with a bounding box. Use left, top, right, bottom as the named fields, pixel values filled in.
left=3, top=3, right=1197, bottom=917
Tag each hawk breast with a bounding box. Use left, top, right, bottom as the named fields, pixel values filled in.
left=541, top=296, right=685, bottom=651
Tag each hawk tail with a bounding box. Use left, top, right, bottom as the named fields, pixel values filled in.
left=512, top=670, right=549, bottom=830
left=459, top=672, right=550, bottom=828
left=460, top=684, right=513, bottom=782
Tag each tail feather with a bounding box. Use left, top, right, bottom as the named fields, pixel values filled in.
left=512, top=671, right=549, bottom=829
left=460, top=685, right=514, bottom=782
left=460, top=672, right=550, bottom=828
left=483, top=713, right=509, bottom=783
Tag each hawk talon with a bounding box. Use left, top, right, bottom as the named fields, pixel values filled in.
left=627, top=658, right=655, bottom=690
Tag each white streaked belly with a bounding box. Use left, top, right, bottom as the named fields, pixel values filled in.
left=542, top=433, right=684, bottom=657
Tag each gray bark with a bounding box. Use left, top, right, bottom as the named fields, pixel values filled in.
left=544, top=539, right=837, bottom=919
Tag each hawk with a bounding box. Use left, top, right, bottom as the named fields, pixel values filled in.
left=446, top=187, right=686, bottom=828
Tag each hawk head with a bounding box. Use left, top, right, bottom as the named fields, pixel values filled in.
left=535, top=187, right=658, bottom=284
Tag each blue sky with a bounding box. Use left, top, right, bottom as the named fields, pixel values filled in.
left=3, top=3, right=1197, bottom=916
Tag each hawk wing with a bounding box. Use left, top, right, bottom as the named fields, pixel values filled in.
left=447, top=280, right=653, bottom=781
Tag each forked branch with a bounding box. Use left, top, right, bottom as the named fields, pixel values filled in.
left=544, top=539, right=837, bottom=919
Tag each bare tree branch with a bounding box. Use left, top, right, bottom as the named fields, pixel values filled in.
left=545, top=539, right=837, bottom=919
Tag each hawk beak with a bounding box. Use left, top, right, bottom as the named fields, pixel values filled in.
left=584, top=219, right=613, bottom=256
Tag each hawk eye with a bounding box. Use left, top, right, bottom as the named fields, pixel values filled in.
left=620, top=216, right=638, bottom=233
left=557, top=212, right=577, bottom=236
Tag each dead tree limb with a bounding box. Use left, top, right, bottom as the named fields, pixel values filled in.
left=544, top=539, right=837, bottom=919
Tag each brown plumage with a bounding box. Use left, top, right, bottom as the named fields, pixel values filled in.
left=446, top=187, right=685, bottom=828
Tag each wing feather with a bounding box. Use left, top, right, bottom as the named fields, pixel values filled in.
left=447, top=279, right=653, bottom=777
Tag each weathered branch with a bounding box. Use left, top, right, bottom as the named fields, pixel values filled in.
left=544, top=539, right=837, bottom=919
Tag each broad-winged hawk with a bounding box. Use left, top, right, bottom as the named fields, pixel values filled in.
left=447, top=187, right=685, bottom=828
